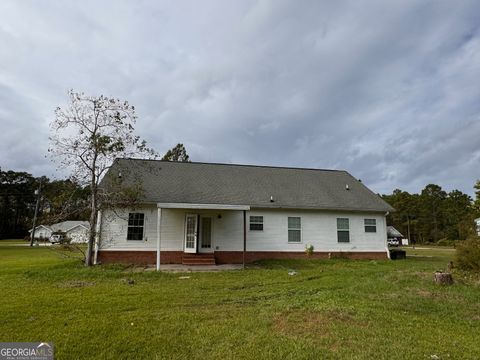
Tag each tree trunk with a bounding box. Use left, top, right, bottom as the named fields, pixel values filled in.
left=85, top=120, right=99, bottom=267
left=85, top=200, right=96, bottom=266
left=85, top=184, right=97, bottom=266
left=434, top=271, right=453, bottom=285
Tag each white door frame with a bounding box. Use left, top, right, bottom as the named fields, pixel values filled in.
left=184, top=214, right=198, bottom=253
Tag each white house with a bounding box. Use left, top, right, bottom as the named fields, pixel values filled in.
left=95, top=159, right=394, bottom=267
left=30, top=221, right=90, bottom=243
left=64, top=222, right=90, bottom=243
left=475, top=218, right=480, bottom=236
left=30, top=225, right=53, bottom=240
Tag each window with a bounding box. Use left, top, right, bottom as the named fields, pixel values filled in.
left=288, top=217, right=301, bottom=243
left=337, top=218, right=349, bottom=243
left=250, top=216, right=263, bottom=231
left=127, top=213, right=145, bottom=240
left=364, top=219, right=377, bottom=233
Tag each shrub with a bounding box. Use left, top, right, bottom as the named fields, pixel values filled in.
left=456, top=238, right=480, bottom=271
left=305, top=244, right=314, bottom=257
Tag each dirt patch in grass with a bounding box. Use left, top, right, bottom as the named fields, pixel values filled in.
left=124, top=265, right=155, bottom=273
left=58, top=280, right=95, bottom=288
left=414, top=288, right=464, bottom=302
left=273, top=311, right=332, bottom=337
left=273, top=309, right=366, bottom=338
left=272, top=309, right=368, bottom=353
left=416, top=289, right=433, bottom=298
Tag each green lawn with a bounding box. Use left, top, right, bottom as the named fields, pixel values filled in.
left=1, top=241, right=479, bottom=359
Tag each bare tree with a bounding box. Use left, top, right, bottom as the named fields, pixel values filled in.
left=49, top=90, right=157, bottom=266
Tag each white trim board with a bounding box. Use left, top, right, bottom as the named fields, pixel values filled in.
left=99, top=248, right=156, bottom=252
left=157, top=203, right=250, bottom=211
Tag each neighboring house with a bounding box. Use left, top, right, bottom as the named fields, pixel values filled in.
left=30, top=225, right=52, bottom=240
left=475, top=218, right=480, bottom=236
left=95, top=159, right=394, bottom=267
left=30, top=221, right=90, bottom=243
left=64, top=222, right=90, bottom=243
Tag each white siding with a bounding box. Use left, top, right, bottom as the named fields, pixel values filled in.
left=99, top=206, right=160, bottom=250
left=159, top=209, right=187, bottom=251
left=99, top=206, right=387, bottom=253
left=246, top=210, right=387, bottom=252
left=34, top=227, right=51, bottom=239
left=68, top=227, right=89, bottom=243
left=212, top=210, right=244, bottom=251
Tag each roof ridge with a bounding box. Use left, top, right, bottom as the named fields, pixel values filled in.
left=116, top=157, right=347, bottom=173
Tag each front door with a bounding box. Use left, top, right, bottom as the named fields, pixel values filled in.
left=184, top=214, right=198, bottom=253
left=199, top=216, right=213, bottom=253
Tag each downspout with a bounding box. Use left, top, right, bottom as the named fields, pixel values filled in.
left=93, top=209, right=102, bottom=265
left=157, top=207, right=162, bottom=271
left=385, top=211, right=391, bottom=259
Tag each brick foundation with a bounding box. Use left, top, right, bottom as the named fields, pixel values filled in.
left=215, top=251, right=388, bottom=264
left=97, top=250, right=388, bottom=265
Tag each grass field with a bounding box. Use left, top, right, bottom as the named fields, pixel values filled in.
left=1, top=241, right=479, bottom=359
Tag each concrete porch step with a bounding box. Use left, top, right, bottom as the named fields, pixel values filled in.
left=182, top=253, right=216, bottom=265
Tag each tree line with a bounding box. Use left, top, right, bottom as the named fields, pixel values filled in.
left=382, top=182, right=480, bottom=244
left=0, top=170, right=88, bottom=239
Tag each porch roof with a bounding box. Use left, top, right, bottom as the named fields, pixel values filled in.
left=157, top=203, right=250, bottom=210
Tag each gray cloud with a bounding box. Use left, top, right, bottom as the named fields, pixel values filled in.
left=1, top=0, right=479, bottom=196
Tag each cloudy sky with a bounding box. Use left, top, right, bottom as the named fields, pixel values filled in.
left=1, top=0, right=479, bottom=196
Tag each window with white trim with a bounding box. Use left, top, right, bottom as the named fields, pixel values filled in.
left=249, top=216, right=263, bottom=231
left=337, top=218, right=350, bottom=243
left=364, top=219, right=377, bottom=233
left=250, top=216, right=263, bottom=231
left=288, top=217, right=301, bottom=243
left=127, top=213, right=145, bottom=240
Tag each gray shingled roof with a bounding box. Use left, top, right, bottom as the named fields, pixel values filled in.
left=31, top=221, right=89, bottom=233
left=387, top=226, right=404, bottom=238
left=51, top=221, right=89, bottom=232
left=101, top=159, right=394, bottom=212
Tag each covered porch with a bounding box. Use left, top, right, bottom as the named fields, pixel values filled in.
left=155, top=203, right=250, bottom=270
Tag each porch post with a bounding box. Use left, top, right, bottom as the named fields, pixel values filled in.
left=157, top=207, right=162, bottom=271
left=93, top=209, right=102, bottom=265
left=243, top=210, right=246, bottom=269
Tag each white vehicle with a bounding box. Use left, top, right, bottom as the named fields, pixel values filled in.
left=388, top=238, right=400, bottom=247
left=49, top=234, right=65, bottom=244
